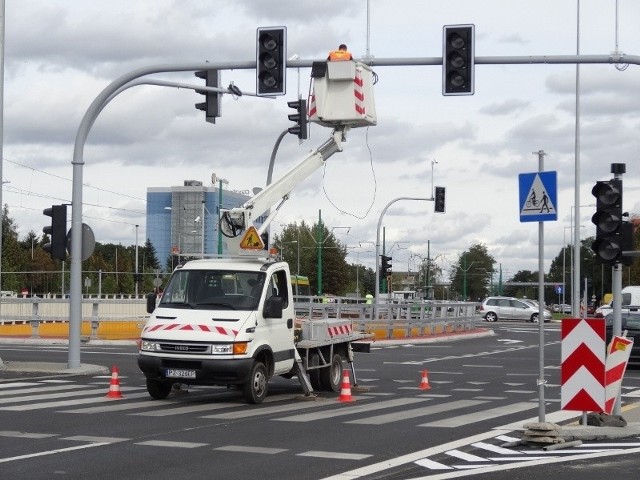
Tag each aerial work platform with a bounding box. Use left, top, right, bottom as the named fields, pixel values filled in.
left=308, top=60, right=377, bottom=128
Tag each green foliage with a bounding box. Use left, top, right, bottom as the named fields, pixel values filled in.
left=0, top=205, right=160, bottom=296
left=273, top=221, right=350, bottom=296
left=450, top=243, right=496, bottom=301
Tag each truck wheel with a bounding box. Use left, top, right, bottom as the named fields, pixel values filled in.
left=243, top=361, right=268, bottom=404
left=320, top=354, right=343, bottom=392
left=308, top=352, right=322, bottom=391
left=146, top=378, right=172, bottom=399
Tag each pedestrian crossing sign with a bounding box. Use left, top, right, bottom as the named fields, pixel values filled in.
left=519, top=171, right=557, bottom=222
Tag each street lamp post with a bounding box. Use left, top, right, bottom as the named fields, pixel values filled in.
left=135, top=224, right=139, bottom=297
left=570, top=204, right=593, bottom=316
left=214, top=175, right=229, bottom=255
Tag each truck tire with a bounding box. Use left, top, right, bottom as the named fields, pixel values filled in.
left=308, top=352, right=322, bottom=391
left=243, top=361, right=268, bottom=404
left=320, top=353, right=343, bottom=392
left=146, top=378, right=172, bottom=400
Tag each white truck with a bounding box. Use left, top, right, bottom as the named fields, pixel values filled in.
left=138, top=60, right=377, bottom=403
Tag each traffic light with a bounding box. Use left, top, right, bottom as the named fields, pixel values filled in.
left=442, top=24, right=475, bottom=96
left=43, top=204, right=67, bottom=261
left=591, top=179, right=624, bottom=264
left=194, top=69, right=221, bottom=123
left=434, top=186, right=446, bottom=213
left=287, top=99, right=308, bottom=139
left=380, top=255, right=392, bottom=278
left=256, top=26, right=286, bottom=96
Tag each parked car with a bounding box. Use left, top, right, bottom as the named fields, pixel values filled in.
left=480, top=296, right=552, bottom=323
left=604, top=311, right=640, bottom=368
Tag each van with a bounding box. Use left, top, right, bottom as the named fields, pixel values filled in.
left=594, top=286, right=640, bottom=318
left=622, top=286, right=640, bottom=307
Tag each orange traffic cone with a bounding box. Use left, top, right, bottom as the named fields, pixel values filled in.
left=419, top=370, right=431, bottom=390
left=105, top=365, right=123, bottom=399
left=338, top=369, right=354, bottom=403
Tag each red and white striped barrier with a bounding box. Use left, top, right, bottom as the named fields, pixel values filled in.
left=354, top=67, right=365, bottom=115
left=561, top=318, right=606, bottom=412
left=604, top=335, right=634, bottom=414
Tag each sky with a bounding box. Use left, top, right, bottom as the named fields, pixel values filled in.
left=3, top=0, right=640, bottom=284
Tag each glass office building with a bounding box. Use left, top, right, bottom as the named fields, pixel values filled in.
left=147, top=180, right=251, bottom=271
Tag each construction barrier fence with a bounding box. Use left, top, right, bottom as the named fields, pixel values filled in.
left=0, top=297, right=479, bottom=341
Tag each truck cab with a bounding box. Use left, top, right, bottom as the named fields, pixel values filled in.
left=138, top=257, right=296, bottom=403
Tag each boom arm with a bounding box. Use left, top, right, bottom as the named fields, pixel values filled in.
left=220, top=128, right=348, bottom=252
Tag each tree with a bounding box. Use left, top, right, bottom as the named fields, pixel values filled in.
left=503, top=270, right=538, bottom=298
left=273, top=221, right=350, bottom=296
left=449, top=243, right=495, bottom=301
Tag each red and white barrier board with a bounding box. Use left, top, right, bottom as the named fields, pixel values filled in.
left=561, top=318, right=606, bottom=412
left=604, top=335, right=634, bottom=414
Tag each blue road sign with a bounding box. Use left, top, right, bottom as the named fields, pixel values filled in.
left=519, top=171, right=557, bottom=222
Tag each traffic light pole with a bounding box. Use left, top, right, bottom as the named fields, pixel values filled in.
left=611, top=166, right=625, bottom=417
left=69, top=61, right=255, bottom=369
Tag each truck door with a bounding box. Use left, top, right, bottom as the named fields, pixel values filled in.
left=263, top=269, right=296, bottom=374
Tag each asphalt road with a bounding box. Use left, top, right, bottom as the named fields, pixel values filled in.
left=1, top=321, right=639, bottom=480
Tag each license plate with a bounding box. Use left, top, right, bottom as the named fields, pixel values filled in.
left=165, top=369, right=196, bottom=379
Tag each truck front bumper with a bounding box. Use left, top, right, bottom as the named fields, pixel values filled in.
left=137, top=354, right=255, bottom=386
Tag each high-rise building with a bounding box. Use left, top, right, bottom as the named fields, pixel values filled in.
left=147, top=180, right=251, bottom=270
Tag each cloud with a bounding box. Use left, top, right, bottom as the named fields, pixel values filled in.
left=479, top=99, right=530, bottom=115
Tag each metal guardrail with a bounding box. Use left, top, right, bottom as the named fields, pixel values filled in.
left=0, top=297, right=479, bottom=340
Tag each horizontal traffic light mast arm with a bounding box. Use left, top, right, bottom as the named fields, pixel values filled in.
left=317, top=53, right=640, bottom=67
left=110, top=78, right=264, bottom=98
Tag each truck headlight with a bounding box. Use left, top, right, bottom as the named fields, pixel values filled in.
left=212, top=344, right=233, bottom=354
left=140, top=340, right=157, bottom=351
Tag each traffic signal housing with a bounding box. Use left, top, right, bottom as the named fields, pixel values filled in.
left=287, top=99, right=308, bottom=139
left=194, top=69, right=221, bottom=123
left=434, top=186, right=446, bottom=213
left=256, top=26, right=286, bottom=96
left=43, top=204, right=67, bottom=261
left=380, top=255, right=392, bottom=278
left=591, top=179, right=624, bottom=264
left=443, top=24, right=475, bottom=96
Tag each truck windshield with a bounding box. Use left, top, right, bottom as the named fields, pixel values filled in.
left=159, top=269, right=266, bottom=311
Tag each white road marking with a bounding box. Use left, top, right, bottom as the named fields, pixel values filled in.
left=445, top=449, right=489, bottom=462
left=0, top=442, right=110, bottom=464
left=0, top=430, right=57, bottom=439
left=132, top=401, right=246, bottom=417
left=0, top=391, right=148, bottom=411
left=214, top=445, right=287, bottom=454
left=298, top=450, right=371, bottom=460
left=136, top=440, right=208, bottom=448
left=347, top=400, right=487, bottom=426
left=0, top=382, right=40, bottom=388
left=63, top=435, right=127, bottom=443
left=274, top=397, right=430, bottom=423
left=421, top=402, right=536, bottom=428
left=0, top=384, right=86, bottom=397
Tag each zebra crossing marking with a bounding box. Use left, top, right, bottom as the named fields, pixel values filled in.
left=346, top=399, right=487, bottom=426
left=0, top=390, right=148, bottom=411
left=273, top=397, right=429, bottom=423
left=420, top=402, right=536, bottom=428
left=0, top=384, right=86, bottom=397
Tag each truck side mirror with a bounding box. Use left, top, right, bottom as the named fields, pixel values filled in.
left=263, top=296, right=284, bottom=319
left=146, top=292, right=157, bottom=314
